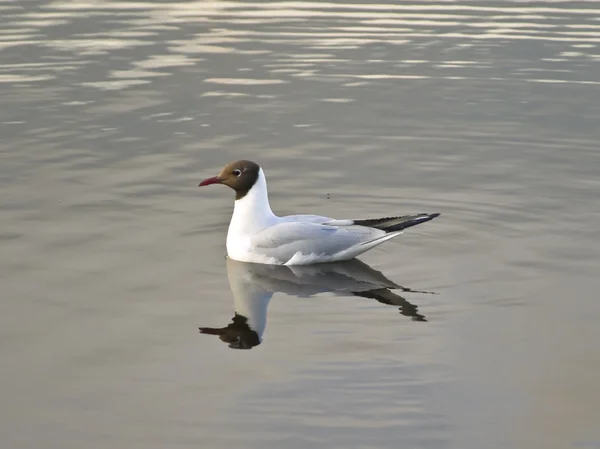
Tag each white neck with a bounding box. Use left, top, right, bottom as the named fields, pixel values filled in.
left=229, top=168, right=277, bottom=234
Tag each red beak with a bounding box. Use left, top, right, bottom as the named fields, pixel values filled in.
left=198, top=176, right=221, bottom=187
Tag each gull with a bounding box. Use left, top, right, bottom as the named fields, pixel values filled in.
left=199, top=160, right=440, bottom=266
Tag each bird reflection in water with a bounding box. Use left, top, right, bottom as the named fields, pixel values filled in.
left=199, top=258, right=434, bottom=350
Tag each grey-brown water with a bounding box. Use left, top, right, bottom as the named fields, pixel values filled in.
left=2, top=1, right=600, bottom=448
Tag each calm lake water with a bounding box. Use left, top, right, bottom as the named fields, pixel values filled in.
left=1, top=1, right=600, bottom=448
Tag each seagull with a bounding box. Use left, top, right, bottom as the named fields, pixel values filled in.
left=199, top=160, right=440, bottom=266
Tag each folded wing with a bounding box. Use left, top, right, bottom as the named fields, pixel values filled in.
left=251, top=221, right=385, bottom=264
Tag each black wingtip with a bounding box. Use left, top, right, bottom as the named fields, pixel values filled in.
left=383, top=212, right=440, bottom=233
left=353, top=212, right=441, bottom=233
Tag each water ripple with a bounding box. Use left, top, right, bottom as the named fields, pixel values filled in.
left=0, top=1, right=596, bottom=89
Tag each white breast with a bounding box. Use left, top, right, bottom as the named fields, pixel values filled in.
left=226, top=168, right=279, bottom=263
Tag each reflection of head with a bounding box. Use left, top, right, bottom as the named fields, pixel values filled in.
left=199, top=314, right=261, bottom=350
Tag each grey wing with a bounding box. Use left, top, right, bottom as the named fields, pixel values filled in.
left=279, top=214, right=334, bottom=224
left=251, top=221, right=383, bottom=263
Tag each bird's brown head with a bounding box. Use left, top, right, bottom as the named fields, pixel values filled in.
left=198, top=160, right=261, bottom=200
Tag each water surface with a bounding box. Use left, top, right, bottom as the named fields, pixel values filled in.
left=2, top=1, right=600, bottom=449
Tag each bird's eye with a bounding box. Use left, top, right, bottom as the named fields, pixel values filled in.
left=232, top=169, right=242, bottom=177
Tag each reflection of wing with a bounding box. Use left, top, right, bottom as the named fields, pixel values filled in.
left=227, top=258, right=431, bottom=322
left=352, top=289, right=427, bottom=322
left=231, top=258, right=399, bottom=297
left=251, top=221, right=387, bottom=264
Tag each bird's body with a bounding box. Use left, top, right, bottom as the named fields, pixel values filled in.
left=199, top=160, right=439, bottom=266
